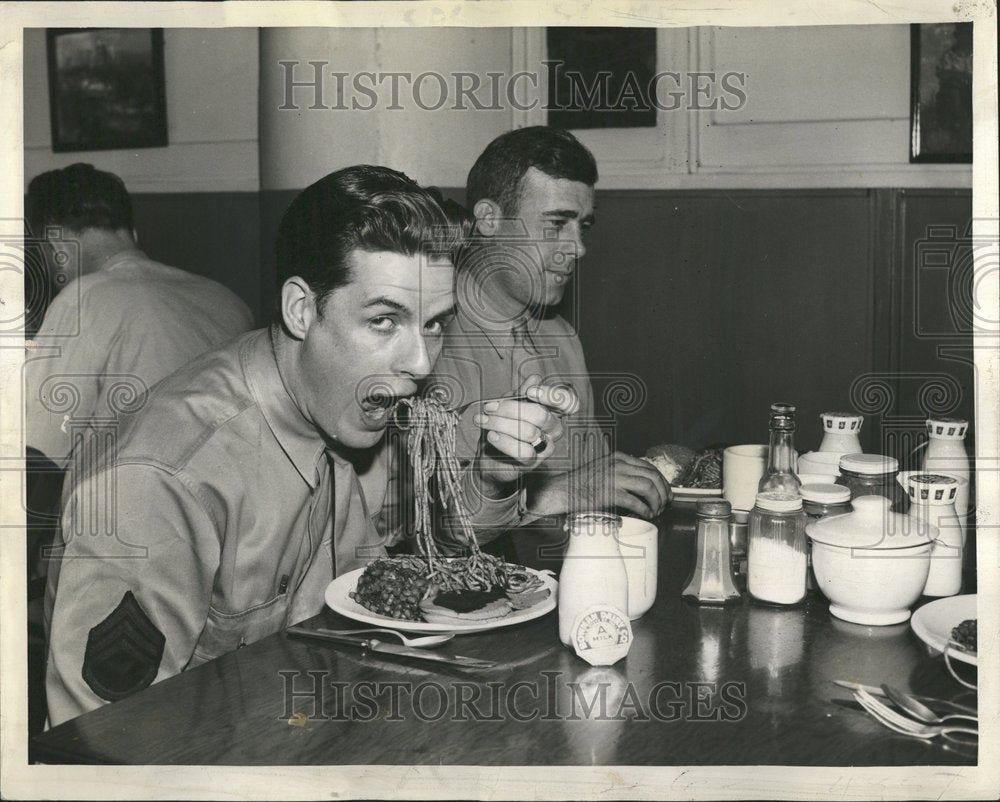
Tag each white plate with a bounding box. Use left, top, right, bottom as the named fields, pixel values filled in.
left=910, top=594, right=977, bottom=665
left=325, top=565, right=558, bottom=634
left=672, top=486, right=723, bottom=501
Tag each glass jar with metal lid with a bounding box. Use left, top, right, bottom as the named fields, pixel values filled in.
left=836, top=453, right=909, bottom=512
left=800, top=482, right=852, bottom=521
left=747, top=492, right=808, bottom=606
left=800, top=483, right=851, bottom=591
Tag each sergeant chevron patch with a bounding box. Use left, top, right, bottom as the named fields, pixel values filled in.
left=82, top=591, right=165, bottom=702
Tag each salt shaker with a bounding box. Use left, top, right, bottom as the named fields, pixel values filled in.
left=748, top=492, right=808, bottom=606
left=683, top=500, right=741, bottom=604
left=903, top=472, right=965, bottom=597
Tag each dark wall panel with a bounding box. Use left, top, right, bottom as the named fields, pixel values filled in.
left=131, top=192, right=263, bottom=323
left=572, top=190, right=876, bottom=455
left=127, top=186, right=973, bottom=462
left=887, top=189, right=974, bottom=458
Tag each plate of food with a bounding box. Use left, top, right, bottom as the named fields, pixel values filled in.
left=327, top=394, right=556, bottom=633
left=643, top=444, right=723, bottom=502
left=325, top=556, right=557, bottom=634
left=910, top=593, right=977, bottom=665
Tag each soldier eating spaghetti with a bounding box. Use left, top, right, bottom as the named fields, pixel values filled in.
left=44, top=165, right=576, bottom=725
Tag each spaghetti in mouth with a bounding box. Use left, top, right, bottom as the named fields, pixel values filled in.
left=348, top=393, right=550, bottom=623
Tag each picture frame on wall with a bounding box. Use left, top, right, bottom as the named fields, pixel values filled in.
left=909, top=22, right=972, bottom=163
left=46, top=28, right=167, bottom=152
left=545, top=27, right=658, bottom=130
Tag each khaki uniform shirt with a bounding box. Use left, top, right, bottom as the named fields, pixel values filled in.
left=430, top=280, right=603, bottom=522
left=25, top=249, right=253, bottom=469
left=45, top=329, right=517, bottom=725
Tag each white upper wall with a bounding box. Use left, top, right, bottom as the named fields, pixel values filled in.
left=260, top=25, right=970, bottom=190
left=24, top=28, right=259, bottom=193
left=259, top=27, right=516, bottom=190
left=24, top=25, right=971, bottom=192
left=690, top=25, right=970, bottom=187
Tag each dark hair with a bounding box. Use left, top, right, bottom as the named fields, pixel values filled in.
left=466, top=126, right=598, bottom=216
left=275, top=165, right=470, bottom=314
left=26, top=163, right=133, bottom=236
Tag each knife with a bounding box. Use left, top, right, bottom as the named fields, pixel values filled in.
left=286, top=626, right=497, bottom=669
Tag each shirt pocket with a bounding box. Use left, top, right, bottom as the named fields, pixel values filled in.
left=190, top=593, right=290, bottom=667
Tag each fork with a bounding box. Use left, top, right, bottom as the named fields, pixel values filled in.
left=317, top=627, right=453, bottom=648
left=854, top=689, right=978, bottom=740
left=395, top=394, right=550, bottom=450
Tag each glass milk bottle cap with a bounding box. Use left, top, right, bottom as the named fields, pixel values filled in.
left=905, top=472, right=962, bottom=505
left=839, top=453, right=898, bottom=475
left=566, top=512, right=623, bottom=534
left=755, top=492, right=802, bottom=512
left=799, top=483, right=851, bottom=504
left=926, top=417, right=969, bottom=440
left=821, top=411, right=864, bottom=434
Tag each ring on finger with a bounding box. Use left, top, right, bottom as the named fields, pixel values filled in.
left=531, top=433, right=548, bottom=453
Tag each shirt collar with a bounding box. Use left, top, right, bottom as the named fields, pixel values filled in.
left=454, top=268, right=554, bottom=358
left=243, top=327, right=327, bottom=488
left=98, top=248, right=146, bottom=273
left=452, top=266, right=534, bottom=359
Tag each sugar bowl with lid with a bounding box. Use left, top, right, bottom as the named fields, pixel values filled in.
left=806, top=496, right=937, bottom=626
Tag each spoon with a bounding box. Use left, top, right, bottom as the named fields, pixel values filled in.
left=881, top=683, right=978, bottom=725
left=318, top=627, right=454, bottom=648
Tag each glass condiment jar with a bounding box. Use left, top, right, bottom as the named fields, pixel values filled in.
left=836, top=453, right=909, bottom=512
left=800, top=483, right=852, bottom=591
left=683, top=499, right=741, bottom=605
left=801, top=483, right=853, bottom=521
left=747, top=492, right=808, bottom=606
left=758, top=403, right=801, bottom=496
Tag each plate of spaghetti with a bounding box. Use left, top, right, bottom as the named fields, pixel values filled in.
left=326, top=559, right=557, bottom=633
left=325, top=393, right=557, bottom=633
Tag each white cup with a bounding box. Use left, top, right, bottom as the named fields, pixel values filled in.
left=797, top=450, right=843, bottom=477
left=616, top=516, right=659, bottom=620
left=798, top=472, right=839, bottom=485
left=723, top=444, right=769, bottom=512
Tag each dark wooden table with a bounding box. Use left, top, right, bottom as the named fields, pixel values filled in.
left=30, top=507, right=978, bottom=766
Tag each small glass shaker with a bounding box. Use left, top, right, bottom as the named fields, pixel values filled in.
left=683, top=499, right=741, bottom=604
